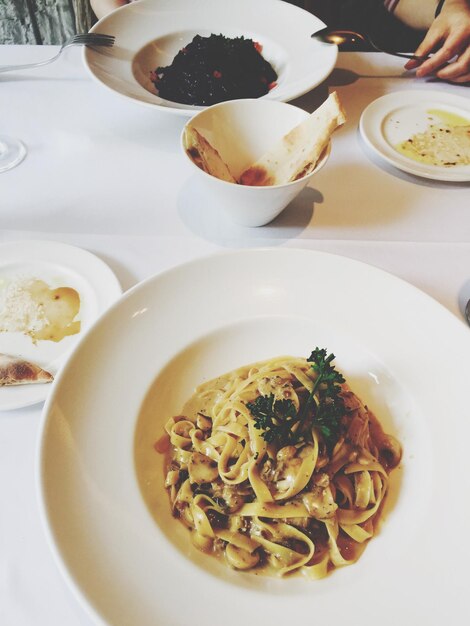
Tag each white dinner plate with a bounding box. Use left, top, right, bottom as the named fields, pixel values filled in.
left=359, top=90, right=470, bottom=181
left=84, top=0, right=337, bottom=116
left=0, top=241, right=121, bottom=411
left=38, top=248, right=470, bottom=626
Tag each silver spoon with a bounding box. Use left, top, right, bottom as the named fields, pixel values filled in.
left=465, top=299, right=470, bottom=326
left=311, top=27, right=429, bottom=61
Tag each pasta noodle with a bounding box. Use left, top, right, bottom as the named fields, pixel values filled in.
left=157, top=351, right=402, bottom=577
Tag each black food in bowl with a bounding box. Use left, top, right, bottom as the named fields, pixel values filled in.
left=152, top=34, right=278, bottom=106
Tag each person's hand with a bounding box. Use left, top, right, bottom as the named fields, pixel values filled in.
left=405, top=0, right=470, bottom=83
left=91, top=0, right=130, bottom=20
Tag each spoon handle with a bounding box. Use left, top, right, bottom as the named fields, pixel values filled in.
left=311, top=28, right=429, bottom=62
left=367, top=38, right=428, bottom=61
left=365, top=36, right=429, bottom=60
left=382, top=51, right=428, bottom=61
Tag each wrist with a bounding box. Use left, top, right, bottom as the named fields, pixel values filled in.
left=439, top=0, right=470, bottom=14
left=393, top=0, right=440, bottom=29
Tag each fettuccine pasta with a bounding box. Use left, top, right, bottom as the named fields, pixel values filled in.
left=156, top=350, right=402, bottom=577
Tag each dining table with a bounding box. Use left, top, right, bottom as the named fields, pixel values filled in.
left=1, top=42, right=470, bottom=626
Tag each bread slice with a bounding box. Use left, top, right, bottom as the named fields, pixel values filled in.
left=183, top=126, right=237, bottom=183
left=0, top=353, right=53, bottom=386
left=239, top=92, right=346, bottom=186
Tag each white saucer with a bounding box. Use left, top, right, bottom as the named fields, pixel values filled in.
left=0, top=241, right=122, bottom=411
left=359, top=90, right=470, bottom=181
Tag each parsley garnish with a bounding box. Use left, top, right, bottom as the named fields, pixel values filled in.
left=246, top=348, right=345, bottom=450
left=246, top=394, right=299, bottom=446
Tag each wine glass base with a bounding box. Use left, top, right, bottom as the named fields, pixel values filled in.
left=0, top=136, right=27, bottom=173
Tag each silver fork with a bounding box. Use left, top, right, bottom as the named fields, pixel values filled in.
left=0, top=33, right=115, bottom=73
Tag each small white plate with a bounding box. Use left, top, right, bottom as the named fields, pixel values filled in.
left=38, top=248, right=470, bottom=626
left=0, top=241, right=122, bottom=411
left=359, top=90, right=470, bottom=181
left=84, top=0, right=337, bottom=116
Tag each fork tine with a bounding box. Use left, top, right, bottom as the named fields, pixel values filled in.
left=87, top=34, right=115, bottom=40
left=96, top=39, right=115, bottom=46
left=70, top=34, right=115, bottom=48
left=72, top=33, right=115, bottom=44
left=76, top=36, right=115, bottom=42
left=74, top=32, right=114, bottom=37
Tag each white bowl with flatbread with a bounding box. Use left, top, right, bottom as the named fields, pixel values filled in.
left=181, top=94, right=345, bottom=227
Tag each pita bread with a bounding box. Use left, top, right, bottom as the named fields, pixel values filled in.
left=183, top=126, right=237, bottom=183
left=239, top=91, right=346, bottom=186
left=0, top=353, right=54, bottom=386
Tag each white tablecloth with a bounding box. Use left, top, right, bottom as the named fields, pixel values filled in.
left=1, top=45, right=470, bottom=626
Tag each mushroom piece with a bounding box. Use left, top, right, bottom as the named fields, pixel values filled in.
left=188, top=451, right=219, bottom=484
left=196, top=414, right=212, bottom=431
left=225, top=544, right=260, bottom=570
left=302, top=483, right=338, bottom=520
left=276, top=445, right=297, bottom=461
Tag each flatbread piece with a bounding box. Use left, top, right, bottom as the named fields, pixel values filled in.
left=0, top=353, right=54, bottom=386
left=239, top=91, right=346, bottom=186
left=183, top=126, right=237, bottom=182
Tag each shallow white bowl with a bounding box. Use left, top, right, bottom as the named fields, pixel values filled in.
left=84, top=0, right=337, bottom=116
left=37, top=249, right=470, bottom=626
left=181, top=98, right=330, bottom=226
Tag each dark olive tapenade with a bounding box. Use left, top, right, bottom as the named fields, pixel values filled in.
left=152, top=34, right=278, bottom=106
